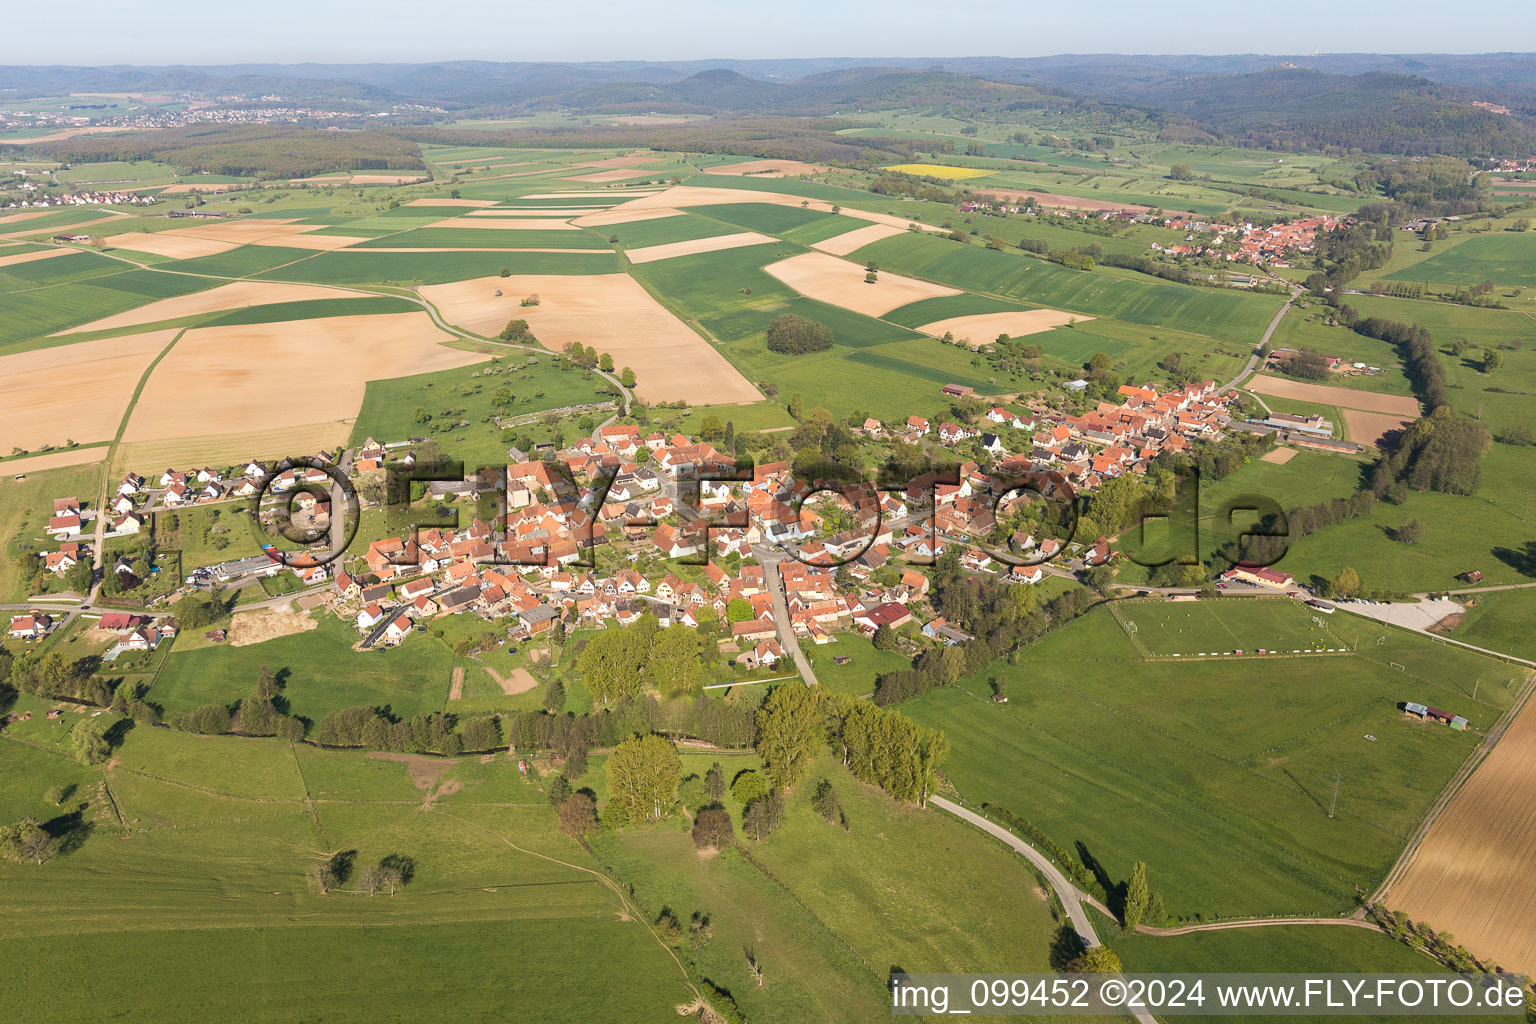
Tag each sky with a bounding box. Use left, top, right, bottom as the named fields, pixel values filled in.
left=3, top=0, right=1532, bottom=65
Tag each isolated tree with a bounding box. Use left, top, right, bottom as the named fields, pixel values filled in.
left=558, top=792, right=599, bottom=840
left=0, top=819, right=52, bottom=865
left=61, top=559, right=92, bottom=595
left=1394, top=519, right=1424, bottom=544
left=1482, top=348, right=1503, bottom=373
left=1331, top=566, right=1363, bottom=599
left=605, top=733, right=682, bottom=823
left=871, top=624, right=899, bottom=651
left=71, top=719, right=111, bottom=766
left=864, top=271, right=878, bottom=284
left=755, top=682, right=822, bottom=790
left=599, top=352, right=614, bottom=373
left=691, top=805, right=734, bottom=850
left=787, top=393, right=804, bottom=420
left=729, top=769, right=769, bottom=806
left=1123, top=861, right=1149, bottom=931
left=810, top=778, right=845, bottom=828
left=542, top=678, right=565, bottom=712
left=620, top=367, right=636, bottom=389
left=1068, top=945, right=1122, bottom=973
left=375, top=854, right=414, bottom=896
left=546, top=774, right=572, bottom=808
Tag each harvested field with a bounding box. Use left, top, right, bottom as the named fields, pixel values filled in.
left=113, top=423, right=354, bottom=472
left=0, top=447, right=109, bottom=475
left=102, top=232, right=237, bottom=259
left=57, top=280, right=363, bottom=335
left=0, top=211, right=54, bottom=227
left=121, top=312, right=487, bottom=446
left=764, top=251, right=960, bottom=317
left=708, top=159, right=829, bottom=177
left=624, top=231, right=775, bottom=265
left=165, top=220, right=368, bottom=251
left=467, top=209, right=598, bottom=217
left=1340, top=410, right=1416, bottom=452
left=405, top=198, right=496, bottom=208
left=1390, top=686, right=1536, bottom=974
left=1246, top=374, right=1421, bottom=416
left=0, top=330, right=175, bottom=449
left=1260, top=446, right=1299, bottom=465
left=248, top=232, right=371, bottom=251
left=417, top=274, right=760, bottom=405
left=426, top=216, right=580, bottom=231
left=915, top=309, right=1090, bottom=346
left=228, top=606, right=317, bottom=647
left=0, top=248, right=70, bottom=268
left=811, top=223, right=904, bottom=255
left=523, top=191, right=663, bottom=200
left=570, top=207, right=684, bottom=228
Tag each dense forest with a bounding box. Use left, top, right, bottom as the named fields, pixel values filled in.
left=36, top=125, right=426, bottom=179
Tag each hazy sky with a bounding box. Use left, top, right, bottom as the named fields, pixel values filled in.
left=4, top=0, right=1531, bottom=65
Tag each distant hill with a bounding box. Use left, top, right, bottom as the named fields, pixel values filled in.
left=2, top=56, right=1533, bottom=157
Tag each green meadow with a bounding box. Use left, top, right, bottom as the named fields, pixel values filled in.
left=1384, top=231, right=1536, bottom=289
left=902, top=604, right=1513, bottom=920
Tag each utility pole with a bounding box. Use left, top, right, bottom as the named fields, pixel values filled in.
left=1328, top=773, right=1343, bottom=819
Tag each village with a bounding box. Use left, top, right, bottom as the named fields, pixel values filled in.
left=10, top=374, right=1291, bottom=674
left=956, top=196, right=1339, bottom=268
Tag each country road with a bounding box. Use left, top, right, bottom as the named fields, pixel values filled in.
left=1218, top=285, right=1301, bottom=397
left=930, top=797, right=1160, bottom=1024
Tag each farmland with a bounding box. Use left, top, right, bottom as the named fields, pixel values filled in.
left=1389, top=688, right=1536, bottom=975
left=1, top=102, right=1532, bottom=1015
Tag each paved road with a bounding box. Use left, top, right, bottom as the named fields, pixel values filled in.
left=1218, top=286, right=1302, bottom=397
left=750, top=544, right=820, bottom=687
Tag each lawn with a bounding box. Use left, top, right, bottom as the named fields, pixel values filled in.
left=901, top=604, right=1514, bottom=920
left=1113, top=596, right=1354, bottom=657
left=0, top=462, right=105, bottom=602
left=799, top=631, right=912, bottom=695
left=0, top=711, right=691, bottom=1023
left=590, top=749, right=1065, bottom=1022
left=1384, top=230, right=1536, bottom=289
left=147, top=614, right=458, bottom=723
left=348, top=354, right=617, bottom=467
left=1446, top=588, right=1536, bottom=663
left=1276, top=443, right=1536, bottom=594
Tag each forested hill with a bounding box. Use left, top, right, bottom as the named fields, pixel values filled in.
left=1099, top=68, right=1535, bottom=156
